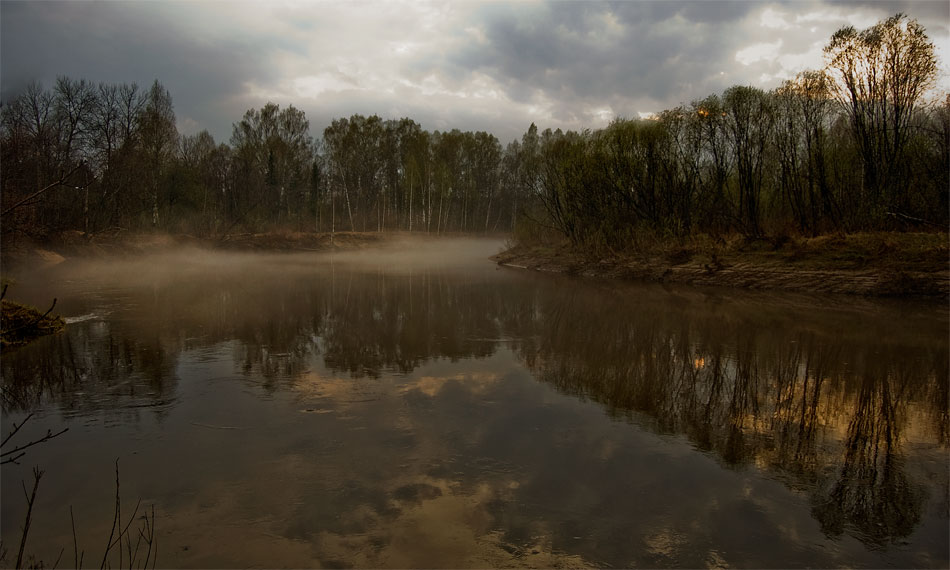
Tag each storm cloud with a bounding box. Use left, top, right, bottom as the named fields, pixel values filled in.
left=2, top=0, right=947, bottom=144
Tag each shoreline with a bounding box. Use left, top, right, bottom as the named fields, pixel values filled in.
left=2, top=230, right=947, bottom=299
left=492, top=233, right=949, bottom=299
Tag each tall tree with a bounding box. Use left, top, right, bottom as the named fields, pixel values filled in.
left=824, top=13, right=938, bottom=221
left=231, top=102, right=313, bottom=228
left=138, top=80, right=178, bottom=227
left=723, top=85, right=774, bottom=235
left=773, top=71, right=836, bottom=233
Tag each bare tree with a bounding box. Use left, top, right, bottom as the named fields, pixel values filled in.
left=824, top=14, right=938, bottom=220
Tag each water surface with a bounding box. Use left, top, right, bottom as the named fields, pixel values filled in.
left=2, top=238, right=947, bottom=568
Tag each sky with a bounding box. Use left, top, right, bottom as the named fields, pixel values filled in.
left=1, top=0, right=948, bottom=145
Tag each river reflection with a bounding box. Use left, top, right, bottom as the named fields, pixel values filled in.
left=514, top=285, right=948, bottom=549
left=1, top=239, right=947, bottom=568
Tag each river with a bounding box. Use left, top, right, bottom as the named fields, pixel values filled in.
left=1, top=237, right=947, bottom=568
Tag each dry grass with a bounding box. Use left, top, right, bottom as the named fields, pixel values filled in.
left=1, top=299, right=65, bottom=348
left=497, top=231, right=949, bottom=297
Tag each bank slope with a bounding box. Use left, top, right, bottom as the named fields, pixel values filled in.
left=493, top=233, right=949, bottom=298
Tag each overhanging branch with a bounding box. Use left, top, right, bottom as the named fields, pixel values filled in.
left=1, top=163, right=87, bottom=217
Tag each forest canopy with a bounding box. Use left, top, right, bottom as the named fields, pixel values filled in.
left=1, top=13, right=946, bottom=248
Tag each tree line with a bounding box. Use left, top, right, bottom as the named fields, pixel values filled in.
left=519, top=14, right=947, bottom=248
left=1, top=13, right=946, bottom=245
left=0, top=79, right=523, bottom=240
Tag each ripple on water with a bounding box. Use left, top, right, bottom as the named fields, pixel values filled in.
left=63, top=312, right=104, bottom=324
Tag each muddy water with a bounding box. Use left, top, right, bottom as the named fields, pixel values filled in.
left=1, top=238, right=947, bottom=568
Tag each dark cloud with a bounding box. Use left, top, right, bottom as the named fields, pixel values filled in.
left=677, top=1, right=755, bottom=23
left=442, top=0, right=947, bottom=132
left=0, top=1, right=276, bottom=140
left=2, top=0, right=946, bottom=144
left=447, top=1, right=742, bottom=116
left=823, top=0, right=948, bottom=22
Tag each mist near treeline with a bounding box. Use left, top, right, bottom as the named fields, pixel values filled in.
left=11, top=236, right=507, bottom=299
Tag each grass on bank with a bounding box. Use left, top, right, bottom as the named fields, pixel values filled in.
left=510, top=228, right=947, bottom=268
left=1, top=296, right=65, bottom=348
left=499, top=229, right=949, bottom=296
left=675, top=231, right=947, bottom=272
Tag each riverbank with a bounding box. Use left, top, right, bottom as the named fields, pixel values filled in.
left=1, top=298, right=65, bottom=347
left=493, top=232, right=949, bottom=298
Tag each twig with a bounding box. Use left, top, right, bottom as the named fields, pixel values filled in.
left=71, top=505, right=84, bottom=570
left=98, top=458, right=158, bottom=570
left=1, top=412, right=34, bottom=449
left=16, top=467, right=44, bottom=569
left=51, top=546, right=64, bottom=570
left=108, top=498, right=141, bottom=553
left=118, top=474, right=123, bottom=570
left=0, top=426, right=69, bottom=465
left=100, top=459, right=121, bottom=570
left=127, top=501, right=154, bottom=570
left=130, top=523, right=143, bottom=568
left=143, top=504, right=156, bottom=570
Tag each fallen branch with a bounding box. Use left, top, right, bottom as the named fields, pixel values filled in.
left=886, top=211, right=942, bottom=228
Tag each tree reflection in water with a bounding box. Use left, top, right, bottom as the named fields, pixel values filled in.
left=516, top=284, right=947, bottom=546
left=2, top=258, right=946, bottom=551
left=2, top=323, right=178, bottom=419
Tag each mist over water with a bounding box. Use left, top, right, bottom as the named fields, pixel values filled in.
left=1, top=238, right=947, bottom=568
left=12, top=237, right=506, bottom=294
